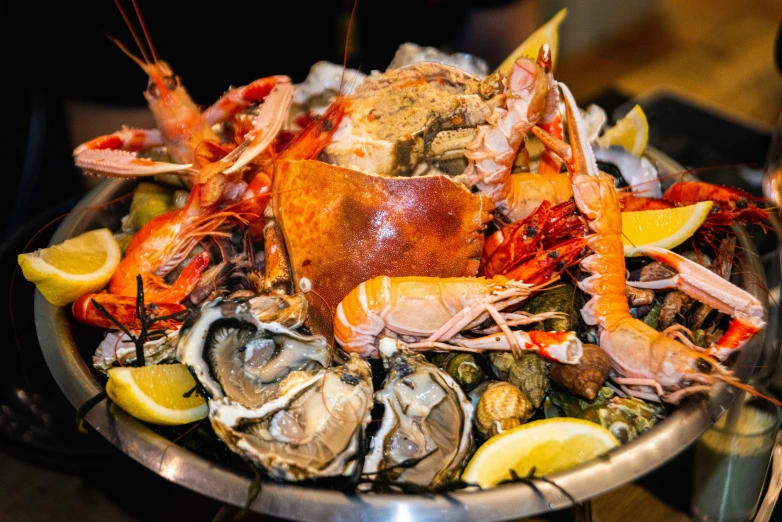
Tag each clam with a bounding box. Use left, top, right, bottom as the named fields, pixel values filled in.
left=178, top=295, right=329, bottom=408
left=363, top=339, right=473, bottom=487
left=210, top=354, right=374, bottom=481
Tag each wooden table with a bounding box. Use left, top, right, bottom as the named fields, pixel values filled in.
left=559, top=0, right=782, bottom=130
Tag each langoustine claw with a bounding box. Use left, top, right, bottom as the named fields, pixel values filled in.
left=627, top=246, right=765, bottom=361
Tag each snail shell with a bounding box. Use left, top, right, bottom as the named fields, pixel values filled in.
left=433, top=353, right=485, bottom=391
left=549, top=343, right=610, bottom=401
left=475, top=382, right=533, bottom=439
left=508, top=353, right=549, bottom=409
left=489, top=352, right=549, bottom=409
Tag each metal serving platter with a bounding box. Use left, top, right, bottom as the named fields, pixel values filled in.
left=35, top=149, right=768, bottom=521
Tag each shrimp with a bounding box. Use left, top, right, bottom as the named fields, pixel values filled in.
left=73, top=0, right=294, bottom=206
left=480, top=199, right=586, bottom=281
left=333, top=275, right=583, bottom=364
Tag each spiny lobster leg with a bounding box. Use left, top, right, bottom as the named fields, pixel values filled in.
left=74, top=149, right=193, bottom=177
left=74, top=128, right=162, bottom=155
left=535, top=44, right=565, bottom=176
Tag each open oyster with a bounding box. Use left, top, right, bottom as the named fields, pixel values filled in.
left=210, top=354, right=373, bottom=481
left=178, top=295, right=328, bottom=409
left=363, top=338, right=473, bottom=487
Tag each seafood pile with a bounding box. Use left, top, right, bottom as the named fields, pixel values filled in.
left=25, top=5, right=775, bottom=495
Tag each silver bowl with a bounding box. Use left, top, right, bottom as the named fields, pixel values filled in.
left=35, top=149, right=768, bottom=521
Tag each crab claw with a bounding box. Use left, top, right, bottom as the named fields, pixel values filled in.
left=627, top=245, right=766, bottom=360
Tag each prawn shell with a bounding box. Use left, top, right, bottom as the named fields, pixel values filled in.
left=273, top=160, right=493, bottom=337
left=474, top=381, right=533, bottom=439
left=549, top=343, right=610, bottom=401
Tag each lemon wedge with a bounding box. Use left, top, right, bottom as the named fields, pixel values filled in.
left=496, top=8, right=567, bottom=75
left=106, top=364, right=207, bottom=426
left=596, top=105, right=649, bottom=156
left=462, top=418, right=619, bottom=488
left=622, top=201, right=713, bottom=256
left=18, top=228, right=121, bottom=306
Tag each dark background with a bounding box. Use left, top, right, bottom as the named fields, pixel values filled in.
left=1, top=1, right=781, bottom=521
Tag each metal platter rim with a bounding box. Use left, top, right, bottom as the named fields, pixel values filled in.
left=35, top=148, right=767, bottom=521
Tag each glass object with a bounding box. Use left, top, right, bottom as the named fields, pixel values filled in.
left=691, top=395, right=782, bottom=522
left=762, top=111, right=782, bottom=208
left=761, top=110, right=782, bottom=386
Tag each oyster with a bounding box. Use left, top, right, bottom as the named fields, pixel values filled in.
left=93, top=330, right=178, bottom=372
left=364, top=339, right=473, bottom=487
left=178, top=295, right=329, bottom=408
left=210, top=354, right=373, bottom=481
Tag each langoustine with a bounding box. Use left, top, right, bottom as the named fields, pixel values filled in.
left=542, top=80, right=768, bottom=404
left=333, top=275, right=583, bottom=364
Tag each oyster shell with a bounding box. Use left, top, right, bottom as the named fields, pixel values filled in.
left=387, top=43, right=489, bottom=77
left=178, top=295, right=329, bottom=408
left=94, top=329, right=178, bottom=372
left=210, top=354, right=373, bottom=481
left=363, top=339, right=473, bottom=487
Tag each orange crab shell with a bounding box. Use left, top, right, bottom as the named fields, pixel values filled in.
left=273, top=159, right=494, bottom=336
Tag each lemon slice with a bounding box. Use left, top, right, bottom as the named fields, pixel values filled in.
left=622, top=201, right=713, bottom=256
left=18, top=228, right=121, bottom=306
left=462, top=418, right=619, bottom=488
left=596, top=105, right=649, bottom=156
left=496, top=8, right=567, bottom=75
left=106, top=364, right=207, bottom=426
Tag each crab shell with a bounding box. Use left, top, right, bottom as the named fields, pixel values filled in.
left=273, top=160, right=493, bottom=336
left=323, top=62, right=503, bottom=178
left=363, top=338, right=474, bottom=488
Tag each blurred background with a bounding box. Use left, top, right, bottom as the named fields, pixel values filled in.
left=1, top=0, right=781, bottom=521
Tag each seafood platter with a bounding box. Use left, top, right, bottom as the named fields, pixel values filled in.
left=25, top=7, right=773, bottom=521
